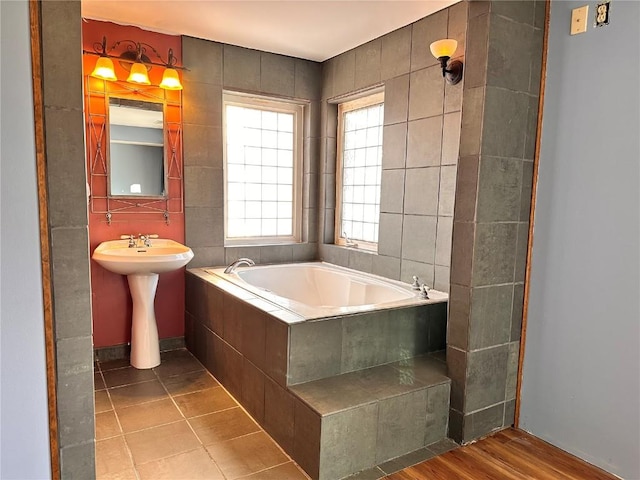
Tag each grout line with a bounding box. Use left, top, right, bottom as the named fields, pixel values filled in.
left=186, top=403, right=241, bottom=419
left=169, top=383, right=224, bottom=400
left=154, top=356, right=236, bottom=478
left=104, top=380, right=158, bottom=391
left=132, top=445, right=210, bottom=468
left=234, top=460, right=298, bottom=479
left=97, top=349, right=309, bottom=479
left=189, top=358, right=305, bottom=474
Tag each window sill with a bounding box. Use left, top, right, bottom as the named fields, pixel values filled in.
left=333, top=243, right=378, bottom=255
left=224, top=240, right=303, bottom=248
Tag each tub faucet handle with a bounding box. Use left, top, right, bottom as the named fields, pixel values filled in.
left=411, top=276, right=421, bottom=290
left=343, top=232, right=358, bottom=248
left=419, top=284, right=430, bottom=299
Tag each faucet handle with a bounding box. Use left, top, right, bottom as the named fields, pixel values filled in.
left=120, top=234, right=136, bottom=247
left=138, top=234, right=154, bottom=247
left=411, top=276, right=421, bottom=290
left=147, top=234, right=159, bottom=239
left=419, top=284, right=430, bottom=299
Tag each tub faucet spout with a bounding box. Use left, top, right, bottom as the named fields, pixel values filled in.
left=224, top=258, right=255, bottom=274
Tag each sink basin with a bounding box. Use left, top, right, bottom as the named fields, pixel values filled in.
left=92, top=238, right=194, bottom=369
left=93, top=239, right=194, bottom=275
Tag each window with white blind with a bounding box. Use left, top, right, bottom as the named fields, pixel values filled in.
left=223, top=92, right=303, bottom=245
left=335, top=91, right=384, bottom=251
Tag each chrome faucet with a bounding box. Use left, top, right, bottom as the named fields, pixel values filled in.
left=343, top=232, right=358, bottom=248
left=224, top=257, right=255, bottom=274
left=120, top=234, right=136, bottom=248
left=121, top=234, right=157, bottom=248
left=138, top=234, right=150, bottom=247
left=137, top=234, right=158, bottom=247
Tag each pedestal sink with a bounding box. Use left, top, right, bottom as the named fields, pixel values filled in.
left=92, top=239, right=194, bottom=369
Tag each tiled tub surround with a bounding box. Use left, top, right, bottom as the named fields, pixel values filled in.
left=185, top=266, right=451, bottom=479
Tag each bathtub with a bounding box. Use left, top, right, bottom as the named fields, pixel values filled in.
left=204, top=262, right=447, bottom=320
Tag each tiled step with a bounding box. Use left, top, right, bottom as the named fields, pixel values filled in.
left=288, top=354, right=451, bottom=480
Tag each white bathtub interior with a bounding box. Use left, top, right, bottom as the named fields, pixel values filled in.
left=204, top=262, right=447, bottom=320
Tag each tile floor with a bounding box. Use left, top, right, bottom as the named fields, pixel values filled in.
left=94, top=349, right=310, bottom=480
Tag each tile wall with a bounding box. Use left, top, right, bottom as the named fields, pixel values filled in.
left=288, top=303, right=447, bottom=384
left=182, top=37, right=322, bottom=268
left=318, top=2, right=468, bottom=293
left=40, top=1, right=96, bottom=477
left=447, top=0, right=545, bottom=443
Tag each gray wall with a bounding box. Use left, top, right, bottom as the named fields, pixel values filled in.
left=0, top=1, right=51, bottom=477
left=2, top=2, right=94, bottom=478
left=318, top=2, right=468, bottom=293
left=446, top=0, right=544, bottom=444
left=41, top=1, right=96, bottom=477
left=520, top=1, right=640, bottom=478
left=182, top=37, right=321, bottom=268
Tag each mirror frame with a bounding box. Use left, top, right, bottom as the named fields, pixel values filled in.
left=84, top=74, right=183, bottom=224
left=106, top=95, right=168, bottom=199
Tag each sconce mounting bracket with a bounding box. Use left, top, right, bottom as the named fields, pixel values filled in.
left=444, top=60, right=463, bottom=86
left=119, top=50, right=152, bottom=72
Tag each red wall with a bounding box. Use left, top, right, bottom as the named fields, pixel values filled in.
left=83, top=20, right=186, bottom=348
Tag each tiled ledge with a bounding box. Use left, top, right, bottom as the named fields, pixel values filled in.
left=288, top=355, right=451, bottom=479
left=290, top=355, right=449, bottom=416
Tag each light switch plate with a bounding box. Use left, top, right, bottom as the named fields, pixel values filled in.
left=571, top=5, right=589, bottom=35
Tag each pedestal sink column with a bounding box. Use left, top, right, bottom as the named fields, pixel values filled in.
left=127, top=273, right=161, bottom=369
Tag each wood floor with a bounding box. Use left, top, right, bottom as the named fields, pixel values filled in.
left=387, top=428, right=618, bottom=480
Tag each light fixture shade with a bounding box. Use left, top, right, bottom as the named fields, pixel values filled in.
left=159, top=68, right=183, bottom=90
left=127, top=62, right=151, bottom=85
left=91, top=56, right=117, bottom=81
left=430, top=39, right=458, bottom=59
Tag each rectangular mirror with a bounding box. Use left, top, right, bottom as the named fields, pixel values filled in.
left=108, top=97, right=166, bottom=197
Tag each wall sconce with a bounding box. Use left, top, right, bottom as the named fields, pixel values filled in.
left=430, top=39, right=463, bottom=85
left=87, top=36, right=184, bottom=90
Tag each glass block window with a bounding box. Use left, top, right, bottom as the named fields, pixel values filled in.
left=223, top=92, right=303, bottom=245
left=336, top=92, right=384, bottom=250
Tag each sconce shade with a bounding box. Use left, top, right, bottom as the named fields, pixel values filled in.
left=91, top=56, right=117, bottom=81
left=430, top=39, right=458, bottom=59
left=430, top=38, right=463, bottom=86
left=159, top=68, right=183, bottom=90
left=127, top=62, right=151, bottom=85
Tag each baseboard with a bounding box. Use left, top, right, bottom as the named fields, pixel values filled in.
left=94, top=336, right=186, bottom=362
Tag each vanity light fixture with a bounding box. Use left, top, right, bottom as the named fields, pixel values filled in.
left=158, top=49, right=183, bottom=90
left=87, top=36, right=184, bottom=90
left=127, top=62, right=151, bottom=85
left=430, top=38, right=463, bottom=85
left=90, top=37, right=117, bottom=81
left=92, top=56, right=117, bottom=81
